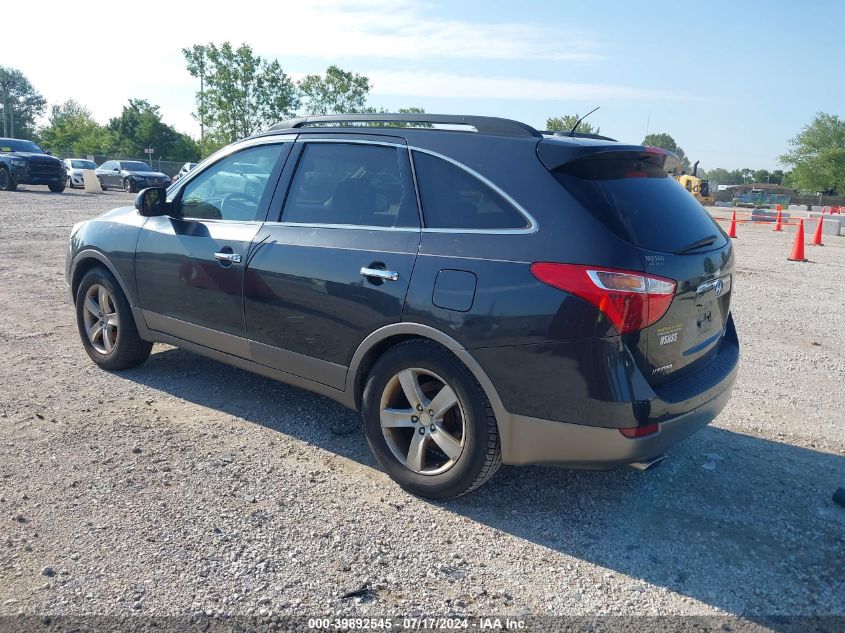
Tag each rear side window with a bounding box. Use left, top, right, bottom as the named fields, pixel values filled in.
left=282, top=143, right=418, bottom=228
left=553, top=155, right=725, bottom=253
left=412, top=151, right=528, bottom=230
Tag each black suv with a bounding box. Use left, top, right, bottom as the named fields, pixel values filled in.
left=0, top=138, right=66, bottom=192
left=66, top=114, right=739, bottom=499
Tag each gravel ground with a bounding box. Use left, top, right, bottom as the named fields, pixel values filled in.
left=0, top=187, right=843, bottom=627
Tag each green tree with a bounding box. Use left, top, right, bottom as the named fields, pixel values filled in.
left=753, top=169, right=771, bottom=183
left=546, top=114, right=600, bottom=135
left=183, top=42, right=299, bottom=145
left=769, top=169, right=785, bottom=185
left=0, top=66, right=46, bottom=139
left=298, top=65, right=371, bottom=115
left=706, top=168, right=743, bottom=186
left=38, top=100, right=112, bottom=156
left=780, top=112, right=845, bottom=194
left=108, top=99, right=198, bottom=161
left=642, top=132, right=690, bottom=171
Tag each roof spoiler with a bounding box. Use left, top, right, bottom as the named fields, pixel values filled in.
left=538, top=140, right=680, bottom=172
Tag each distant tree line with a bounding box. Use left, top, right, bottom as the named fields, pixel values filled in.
left=38, top=98, right=200, bottom=163
left=5, top=46, right=423, bottom=163
left=4, top=57, right=843, bottom=194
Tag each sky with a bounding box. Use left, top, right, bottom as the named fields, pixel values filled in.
left=3, top=0, right=843, bottom=170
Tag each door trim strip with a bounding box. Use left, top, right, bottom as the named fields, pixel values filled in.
left=141, top=310, right=347, bottom=390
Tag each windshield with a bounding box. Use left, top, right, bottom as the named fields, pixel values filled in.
left=70, top=160, right=96, bottom=169
left=0, top=139, right=45, bottom=153
left=120, top=161, right=153, bottom=172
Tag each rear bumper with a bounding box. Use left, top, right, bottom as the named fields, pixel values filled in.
left=478, top=316, right=740, bottom=467
left=499, top=365, right=735, bottom=467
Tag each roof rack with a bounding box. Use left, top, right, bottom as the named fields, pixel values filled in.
left=269, top=114, right=542, bottom=138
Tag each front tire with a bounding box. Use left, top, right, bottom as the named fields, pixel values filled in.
left=123, top=178, right=135, bottom=193
left=0, top=166, right=17, bottom=191
left=362, top=340, right=501, bottom=499
left=49, top=183, right=65, bottom=193
left=75, top=267, right=152, bottom=370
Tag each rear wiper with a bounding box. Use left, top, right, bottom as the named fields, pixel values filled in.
left=674, top=235, right=719, bottom=255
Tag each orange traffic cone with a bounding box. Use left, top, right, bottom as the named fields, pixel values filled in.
left=788, top=220, right=808, bottom=261
left=727, top=210, right=738, bottom=238
left=773, top=208, right=783, bottom=231
left=809, top=216, right=824, bottom=246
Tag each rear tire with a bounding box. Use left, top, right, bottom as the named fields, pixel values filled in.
left=75, top=267, right=152, bottom=370
left=49, top=183, right=65, bottom=193
left=0, top=166, right=17, bottom=191
left=361, top=340, right=501, bottom=499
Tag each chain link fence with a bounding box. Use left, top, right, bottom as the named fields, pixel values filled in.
left=55, top=151, right=191, bottom=177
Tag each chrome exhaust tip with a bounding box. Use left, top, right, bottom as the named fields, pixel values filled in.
left=629, top=455, right=667, bottom=471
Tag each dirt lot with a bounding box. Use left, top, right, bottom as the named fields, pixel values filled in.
left=0, top=187, right=843, bottom=627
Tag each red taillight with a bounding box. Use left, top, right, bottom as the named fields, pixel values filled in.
left=619, top=424, right=659, bottom=438
left=529, top=263, right=676, bottom=334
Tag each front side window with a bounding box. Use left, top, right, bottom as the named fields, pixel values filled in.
left=412, top=151, right=529, bottom=230
left=177, top=144, right=285, bottom=222
left=282, top=143, right=417, bottom=228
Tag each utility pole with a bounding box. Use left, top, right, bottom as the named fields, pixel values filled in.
left=1, top=84, right=7, bottom=137
left=199, top=46, right=206, bottom=142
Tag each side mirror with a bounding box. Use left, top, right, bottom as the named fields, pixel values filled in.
left=113, top=167, right=120, bottom=172
left=135, top=187, right=168, bottom=217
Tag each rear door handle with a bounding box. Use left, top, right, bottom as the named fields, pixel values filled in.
left=214, top=252, right=242, bottom=264
left=360, top=266, right=399, bottom=282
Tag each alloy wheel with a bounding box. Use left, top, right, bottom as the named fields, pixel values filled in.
left=379, top=368, right=466, bottom=475
left=82, top=284, right=119, bottom=354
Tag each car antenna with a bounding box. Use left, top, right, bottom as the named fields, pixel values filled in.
left=569, top=106, right=600, bottom=136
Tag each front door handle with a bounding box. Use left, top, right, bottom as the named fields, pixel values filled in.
left=214, top=252, right=242, bottom=264
left=360, top=266, right=399, bottom=282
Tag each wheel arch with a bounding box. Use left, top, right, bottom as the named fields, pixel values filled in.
left=71, top=250, right=135, bottom=306
left=346, top=323, right=511, bottom=438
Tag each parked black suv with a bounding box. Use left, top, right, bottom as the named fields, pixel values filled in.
left=66, top=114, right=739, bottom=499
left=0, top=138, right=66, bottom=192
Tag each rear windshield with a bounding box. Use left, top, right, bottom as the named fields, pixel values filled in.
left=120, top=161, right=152, bottom=171
left=553, top=155, right=725, bottom=253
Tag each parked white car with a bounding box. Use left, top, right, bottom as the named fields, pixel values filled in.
left=172, top=162, right=198, bottom=183
left=63, top=159, right=97, bottom=188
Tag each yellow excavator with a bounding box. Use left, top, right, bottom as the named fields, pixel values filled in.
left=673, top=160, right=714, bottom=206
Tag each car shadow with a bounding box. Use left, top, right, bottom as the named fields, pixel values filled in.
left=122, top=346, right=845, bottom=627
